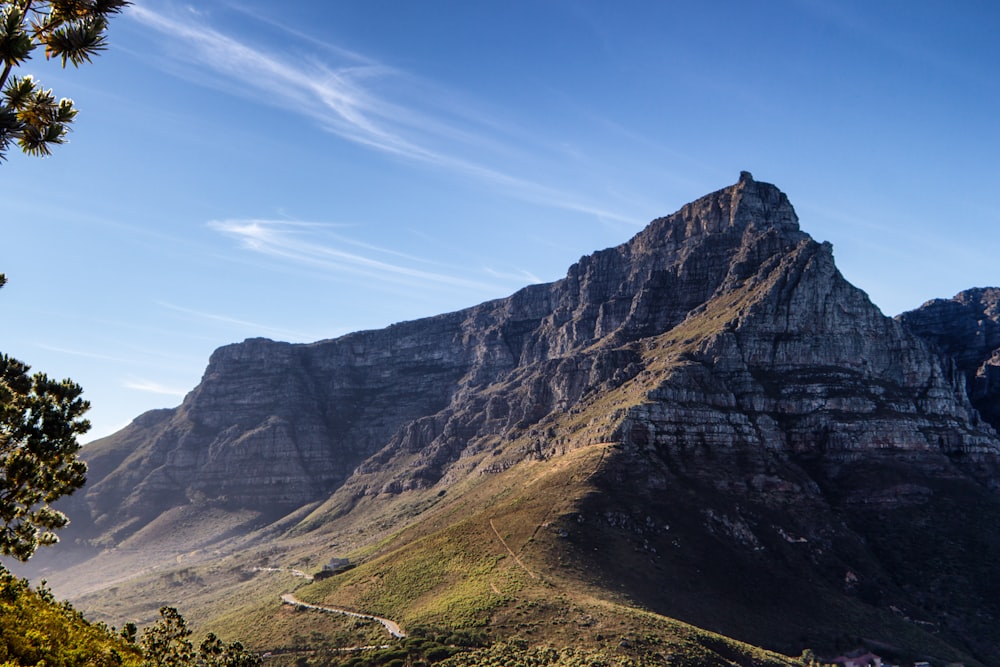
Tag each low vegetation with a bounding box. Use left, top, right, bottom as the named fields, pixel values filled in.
left=1, top=568, right=141, bottom=667
left=0, top=567, right=260, bottom=667
left=279, top=627, right=487, bottom=667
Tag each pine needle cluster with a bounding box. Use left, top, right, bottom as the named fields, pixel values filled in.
left=0, top=0, right=130, bottom=159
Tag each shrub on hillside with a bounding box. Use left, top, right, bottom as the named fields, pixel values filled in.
left=0, top=569, right=142, bottom=667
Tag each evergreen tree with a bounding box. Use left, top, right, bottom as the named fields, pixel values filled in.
left=140, top=607, right=263, bottom=667
left=0, top=0, right=130, bottom=160
left=0, top=273, right=90, bottom=561
left=139, top=607, right=196, bottom=667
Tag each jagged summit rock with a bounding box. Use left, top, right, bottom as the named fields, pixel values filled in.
left=41, top=174, right=1000, bottom=665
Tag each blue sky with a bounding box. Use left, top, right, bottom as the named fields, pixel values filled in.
left=3, top=0, right=998, bottom=441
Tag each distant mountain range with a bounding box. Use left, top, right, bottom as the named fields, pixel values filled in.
left=22, top=173, right=1000, bottom=666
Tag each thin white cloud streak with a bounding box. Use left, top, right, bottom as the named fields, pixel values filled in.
left=126, top=5, right=639, bottom=225
left=483, top=267, right=544, bottom=285
left=307, top=223, right=453, bottom=267
left=208, top=219, right=507, bottom=293
left=129, top=8, right=406, bottom=151
left=36, top=344, right=137, bottom=365
left=123, top=379, right=189, bottom=397
left=35, top=342, right=203, bottom=374
left=157, top=300, right=325, bottom=342
left=220, top=0, right=378, bottom=66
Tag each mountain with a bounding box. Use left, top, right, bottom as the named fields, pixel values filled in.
left=21, top=173, right=1000, bottom=666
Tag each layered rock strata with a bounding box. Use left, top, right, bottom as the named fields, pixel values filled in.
left=898, top=287, right=1000, bottom=431
left=76, top=172, right=1000, bottom=536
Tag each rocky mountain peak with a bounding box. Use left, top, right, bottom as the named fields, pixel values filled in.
left=633, top=170, right=802, bottom=256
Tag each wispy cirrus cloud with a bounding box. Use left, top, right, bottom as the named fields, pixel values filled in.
left=36, top=342, right=203, bottom=374
left=126, top=4, right=639, bottom=225
left=157, top=300, right=327, bottom=342
left=207, top=219, right=509, bottom=293
left=127, top=5, right=417, bottom=156
left=483, top=267, right=544, bottom=285
left=37, top=344, right=136, bottom=365
left=123, top=378, right=189, bottom=397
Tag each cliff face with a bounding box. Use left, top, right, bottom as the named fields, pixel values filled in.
left=78, top=319, right=472, bottom=533
left=898, top=287, right=1000, bottom=431
left=78, top=172, right=1000, bottom=528
left=63, top=173, right=1000, bottom=663
left=329, top=172, right=998, bottom=501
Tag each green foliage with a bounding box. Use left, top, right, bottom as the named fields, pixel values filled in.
left=0, top=571, right=262, bottom=667
left=0, top=566, right=143, bottom=666
left=433, top=636, right=807, bottom=667
left=0, top=0, right=130, bottom=160
left=438, top=641, right=680, bottom=667
left=139, top=606, right=262, bottom=667
left=197, top=633, right=260, bottom=667
left=298, top=521, right=517, bottom=633
left=1, top=274, right=90, bottom=561
left=139, top=607, right=195, bottom=667
left=299, top=628, right=487, bottom=667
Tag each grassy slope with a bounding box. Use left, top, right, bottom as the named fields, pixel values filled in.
left=62, top=439, right=804, bottom=666
left=279, top=444, right=802, bottom=667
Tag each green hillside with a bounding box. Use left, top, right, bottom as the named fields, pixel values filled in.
left=0, top=568, right=142, bottom=667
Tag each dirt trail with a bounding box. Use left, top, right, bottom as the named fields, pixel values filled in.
left=251, top=566, right=314, bottom=581
left=489, top=519, right=538, bottom=579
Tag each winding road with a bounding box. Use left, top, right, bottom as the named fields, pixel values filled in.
left=280, top=593, right=406, bottom=639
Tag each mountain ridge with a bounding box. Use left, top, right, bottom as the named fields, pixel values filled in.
left=69, top=171, right=816, bottom=533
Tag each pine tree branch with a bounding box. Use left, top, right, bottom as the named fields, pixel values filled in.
left=0, top=0, right=35, bottom=90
